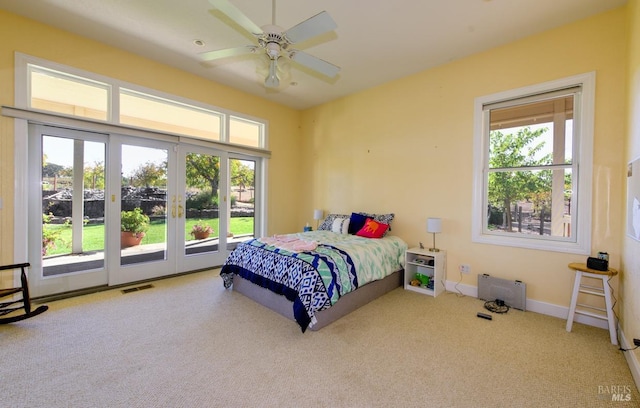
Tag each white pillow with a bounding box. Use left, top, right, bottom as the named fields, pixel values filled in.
left=331, top=217, right=350, bottom=234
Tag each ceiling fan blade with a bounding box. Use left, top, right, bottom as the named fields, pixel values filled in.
left=209, top=0, right=263, bottom=35
left=284, top=11, right=337, bottom=44
left=200, top=46, right=258, bottom=61
left=290, top=50, right=340, bottom=78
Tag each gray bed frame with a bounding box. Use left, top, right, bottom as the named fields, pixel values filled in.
left=232, top=269, right=404, bottom=331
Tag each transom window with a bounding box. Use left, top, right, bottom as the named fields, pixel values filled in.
left=472, top=73, right=595, bottom=254
left=119, top=88, right=222, bottom=140
left=29, top=65, right=110, bottom=121
left=229, top=116, right=263, bottom=148
left=23, top=55, right=266, bottom=150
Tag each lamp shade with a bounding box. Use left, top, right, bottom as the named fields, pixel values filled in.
left=313, top=209, right=323, bottom=221
left=427, top=217, right=442, bottom=234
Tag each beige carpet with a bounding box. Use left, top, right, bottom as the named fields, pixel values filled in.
left=1, top=269, right=638, bottom=408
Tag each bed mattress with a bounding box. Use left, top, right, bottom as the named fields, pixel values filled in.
left=220, top=230, right=407, bottom=331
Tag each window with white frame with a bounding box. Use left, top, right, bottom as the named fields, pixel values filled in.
left=229, top=115, right=263, bottom=148
left=472, top=73, right=595, bottom=254
left=15, top=53, right=269, bottom=247
left=119, top=88, right=223, bottom=140
left=22, top=55, right=267, bottom=150
left=29, top=65, right=110, bottom=121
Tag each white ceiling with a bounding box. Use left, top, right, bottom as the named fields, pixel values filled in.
left=0, top=0, right=626, bottom=110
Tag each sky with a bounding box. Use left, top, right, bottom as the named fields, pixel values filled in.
left=44, top=137, right=168, bottom=177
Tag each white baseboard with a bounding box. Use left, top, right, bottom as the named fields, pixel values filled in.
left=444, top=279, right=477, bottom=297
left=619, top=328, right=640, bottom=392
left=444, top=279, right=608, bottom=329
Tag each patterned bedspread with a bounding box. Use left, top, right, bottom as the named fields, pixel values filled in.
left=220, top=230, right=407, bottom=332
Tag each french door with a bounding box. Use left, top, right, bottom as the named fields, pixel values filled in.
left=107, top=135, right=178, bottom=285
left=29, top=125, right=109, bottom=296
left=176, top=144, right=229, bottom=273
left=28, top=125, right=237, bottom=297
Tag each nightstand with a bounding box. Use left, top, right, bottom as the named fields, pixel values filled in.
left=404, top=247, right=446, bottom=297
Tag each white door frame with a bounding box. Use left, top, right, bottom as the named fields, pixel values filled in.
left=176, top=144, right=230, bottom=272
left=107, top=134, right=178, bottom=286
left=15, top=116, right=265, bottom=297
left=27, top=124, right=110, bottom=297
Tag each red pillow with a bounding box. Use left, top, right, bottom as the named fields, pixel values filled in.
left=356, top=218, right=389, bottom=238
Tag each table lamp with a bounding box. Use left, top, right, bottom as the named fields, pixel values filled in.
left=427, top=217, right=442, bottom=252
left=313, top=209, right=323, bottom=229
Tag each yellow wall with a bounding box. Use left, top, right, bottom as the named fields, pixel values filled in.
left=624, top=0, right=640, bottom=357
left=0, top=10, right=302, bottom=265
left=301, top=8, right=628, bottom=308
left=0, top=5, right=636, bottom=348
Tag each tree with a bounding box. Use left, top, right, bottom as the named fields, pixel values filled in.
left=231, top=161, right=254, bottom=202
left=130, top=161, right=167, bottom=187
left=487, top=126, right=551, bottom=231
left=42, top=162, right=64, bottom=178
left=186, top=153, right=219, bottom=194
left=84, top=161, right=105, bottom=189
left=184, top=155, right=254, bottom=206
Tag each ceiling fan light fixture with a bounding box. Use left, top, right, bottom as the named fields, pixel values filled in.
left=266, top=42, right=280, bottom=59
left=265, top=59, right=280, bottom=88
left=204, top=0, right=340, bottom=89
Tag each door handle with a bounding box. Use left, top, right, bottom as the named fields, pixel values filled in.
left=177, top=195, right=184, bottom=218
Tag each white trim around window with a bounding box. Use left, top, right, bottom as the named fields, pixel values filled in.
left=14, top=52, right=269, bottom=151
left=471, top=72, right=595, bottom=254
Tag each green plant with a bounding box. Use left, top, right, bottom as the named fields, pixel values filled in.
left=191, top=220, right=213, bottom=236
left=186, top=191, right=218, bottom=209
left=120, top=208, right=150, bottom=235
left=42, top=212, right=59, bottom=256
left=151, top=205, right=166, bottom=216
left=42, top=213, right=72, bottom=256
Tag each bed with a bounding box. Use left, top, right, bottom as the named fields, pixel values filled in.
left=220, top=213, right=407, bottom=332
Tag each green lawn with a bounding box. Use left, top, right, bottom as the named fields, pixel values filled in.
left=44, top=217, right=254, bottom=256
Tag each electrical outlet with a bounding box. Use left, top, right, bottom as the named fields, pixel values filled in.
left=459, top=264, right=471, bottom=274
left=634, top=338, right=640, bottom=347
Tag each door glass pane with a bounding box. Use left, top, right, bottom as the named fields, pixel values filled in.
left=120, top=145, right=168, bottom=266
left=185, top=152, right=220, bottom=255
left=228, top=158, right=255, bottom=248
left=42, top=136, right=106, bottom=276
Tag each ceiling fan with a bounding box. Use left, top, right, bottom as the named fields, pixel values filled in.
left=201, top=0, right=340, bottom=89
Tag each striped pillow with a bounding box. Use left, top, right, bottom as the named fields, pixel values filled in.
left=331, top=217, right=350, bottom=234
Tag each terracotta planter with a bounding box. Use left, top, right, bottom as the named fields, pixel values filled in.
left=193, top=231, right=210, bottom=240
left=121, top=231, right=145, bottom=248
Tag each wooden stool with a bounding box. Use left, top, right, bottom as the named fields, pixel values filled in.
left=566, top=262, right=618, bottom=345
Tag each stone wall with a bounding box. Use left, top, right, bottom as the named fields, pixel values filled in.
left=42, top=187, right=253, bottom=222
